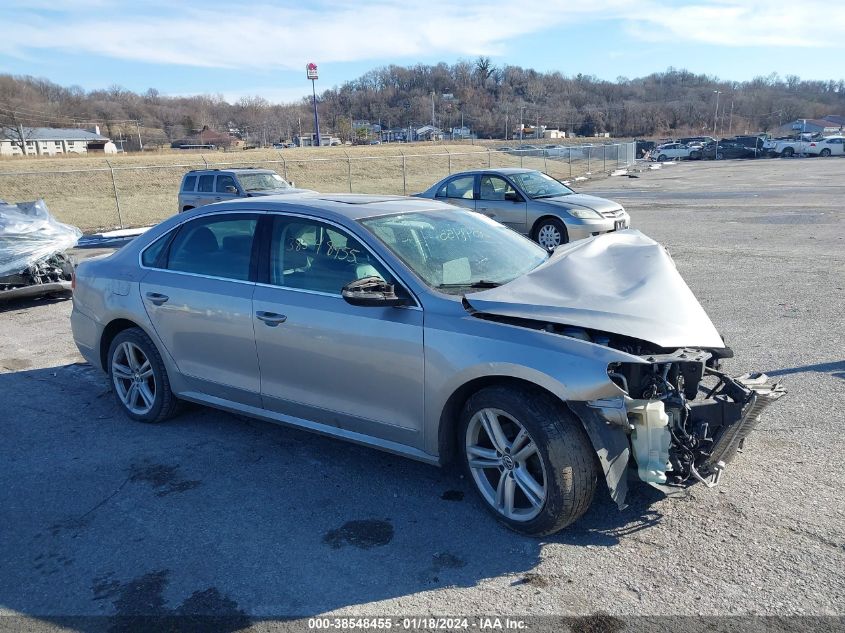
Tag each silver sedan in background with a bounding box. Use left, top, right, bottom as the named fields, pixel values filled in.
left=415, top=168, right=630, bottom=249
left=71, top=195, right=782, bottom=536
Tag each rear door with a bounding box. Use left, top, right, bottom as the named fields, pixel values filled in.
left=139, top=212, right=262, bottom=406
left=433, top=174, right=476, bottom=210
left=251, top=214, right=425, bottom=447
left=476, top=174, right=527, bottom=231
left=193, top=173, right=218, bottom=208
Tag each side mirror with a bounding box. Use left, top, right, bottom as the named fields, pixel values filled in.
left=342, top=276, right=406, bottom=307
left=225, top=186, right=238, bottom=194
left=505, top=191, right=520, bottom=202
left=290, top=181, right=296, bottom=188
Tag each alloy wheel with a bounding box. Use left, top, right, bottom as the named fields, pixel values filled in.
left=111, top=341, right=156, bottom=415
left=537, top=224, right=562, bottom=250
left=465, top=408, right=547, bottom=521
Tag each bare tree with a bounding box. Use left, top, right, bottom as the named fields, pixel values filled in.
left=0, top=110, right=32, bottom=154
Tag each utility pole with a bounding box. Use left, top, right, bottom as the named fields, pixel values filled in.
left=431, top=91, right=435, bottom=129
left=520, top=106, right=524, bottom=140
left=728, top=100, right=734, bottom=137
left=505, top=105, right=509, bottom=140
left=712, top=90, right=722, bottom=138
left=136, top=120, right=143, bottom=151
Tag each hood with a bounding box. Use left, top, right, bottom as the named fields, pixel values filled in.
left=540, top=193, right=622, bottom=214
left=247, top=187, right=314, bottom=196
left=465, top=230, right=724, bottom=349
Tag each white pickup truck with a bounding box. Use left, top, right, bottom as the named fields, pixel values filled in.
left=762, top=135, right=819, bottom=157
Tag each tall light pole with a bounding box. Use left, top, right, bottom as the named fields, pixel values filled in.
left=712, top=90, right=722, bottom=138
left=306, top=63, right=321, bottom=147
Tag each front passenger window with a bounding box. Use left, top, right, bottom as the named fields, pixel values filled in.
left=269, top=217, right=395, bottom=295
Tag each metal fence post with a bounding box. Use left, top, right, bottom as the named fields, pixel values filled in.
left=343, top=150, right=352, bottom=192
left=603, top=145, right=606, bottom=172
left=543, top=149, right=548, bottom=173
left=105, top=160, right=124, bottom=229
left=401, top=151, right=407, bottom=195
left=587, top=148, right=591, bottom=173
left=277, top=152, right=288, bottom=181
left=520, top=150, right=524, bottom=168
left=200, top=154, right=208, bottom=168
left=487, top=149, right=492, bottom=168
left=568, top=147, right=572, bottom=179
left=446, top=147, right=451, bottom=174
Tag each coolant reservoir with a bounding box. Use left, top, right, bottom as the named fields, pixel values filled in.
left=627, top=400, right=672, bottom=485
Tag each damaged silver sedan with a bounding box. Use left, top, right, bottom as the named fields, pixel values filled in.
left=71, top=196, right=784, bottom=536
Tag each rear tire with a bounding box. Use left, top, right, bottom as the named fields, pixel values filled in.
left=657, top=154, right=667, bottom=162
left=781, top=147, right=794, bottom=158
left=820, top=148, right=831, bottom=157
left=459, top=386, right=598, bottom=536
left=108, top=328, right=178, bottom=423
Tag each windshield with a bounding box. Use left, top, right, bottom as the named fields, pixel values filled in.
left=360, top=209, right=548, bottom=294
left=238, top=172, right=290, bottom=191
left=510, top=171, right=573, bottom=199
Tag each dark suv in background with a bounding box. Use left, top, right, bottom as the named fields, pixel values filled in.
left=177, top=168, right=313, bottom=213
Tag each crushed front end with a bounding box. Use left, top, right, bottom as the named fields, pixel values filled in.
left=559, top=330, right=786, bottom=508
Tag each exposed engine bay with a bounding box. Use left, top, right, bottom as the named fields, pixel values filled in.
left=557, top=324, right=785, bottom=500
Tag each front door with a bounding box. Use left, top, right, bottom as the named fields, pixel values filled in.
left=139, top=213, right=262, bottom=406
left=252, top=215, right=425, bottom=447
left=476, top=174, right=527, bottom=232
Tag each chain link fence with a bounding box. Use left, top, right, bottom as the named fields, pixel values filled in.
left=0, top=142, right=636, bottom=232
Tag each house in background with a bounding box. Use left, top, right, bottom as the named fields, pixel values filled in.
left=0, top=127, right=113, bottom=156
left=772, top=115, right=844, bottom=137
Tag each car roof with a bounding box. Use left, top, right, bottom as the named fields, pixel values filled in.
left=449, top=167, right=539, bottom=176
left=184, top=168, right=276, bottom=175
left=198, top=193, right=453, bottom=221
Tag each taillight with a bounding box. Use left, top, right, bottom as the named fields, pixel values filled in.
left=810, top=143, right=816, bottom=146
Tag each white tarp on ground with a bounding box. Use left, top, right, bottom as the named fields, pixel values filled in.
left=466, top=229, right=725, bottom=349
left=0, top=199, right=82, bottom=277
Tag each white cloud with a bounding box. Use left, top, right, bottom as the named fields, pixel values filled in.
left=1, top=0, right=843, bottom=70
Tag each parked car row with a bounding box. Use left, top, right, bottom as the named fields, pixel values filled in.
left=648, top=133, right=845, bottom=161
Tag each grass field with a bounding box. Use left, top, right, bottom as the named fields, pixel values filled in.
left=0, top=141, right=633, bottom=231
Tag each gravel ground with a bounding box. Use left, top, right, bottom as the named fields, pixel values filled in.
left=0, top=157, right=843, bottom=629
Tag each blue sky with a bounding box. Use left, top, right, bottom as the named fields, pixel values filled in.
left=1, top=0, right=843, bottom=104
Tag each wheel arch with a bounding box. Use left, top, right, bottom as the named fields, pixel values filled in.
left=530, top=214, right=568, bottom=242
left=437, top=375, right=567, bottom=468
left=99, top=318, right=145, bottom=371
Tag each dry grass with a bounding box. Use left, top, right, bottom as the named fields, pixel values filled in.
left=0, top=142, right=631, bottom=231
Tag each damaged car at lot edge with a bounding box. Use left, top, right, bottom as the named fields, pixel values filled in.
left=1, top=199, right=80, bottom=302
left=70, top=196, right=784, bottom=536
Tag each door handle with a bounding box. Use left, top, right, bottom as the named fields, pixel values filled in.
left=145, top=292, right=169, bottom=306
left=256, top=311, right=287, bottom=326
left=214, top=196, right=222, bottom=201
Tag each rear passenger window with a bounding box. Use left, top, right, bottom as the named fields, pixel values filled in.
left=166, top=215, right=258, bottom=281
left=182, top=175, right=197, bottom=192
left=197, top=175, right=214, bottom=192
left=268, top=216, right=393, bottom=294
left=436, top=175, right=474, bottom=199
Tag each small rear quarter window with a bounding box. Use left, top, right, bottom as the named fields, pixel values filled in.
left=182, top=175, right=197, bottom=192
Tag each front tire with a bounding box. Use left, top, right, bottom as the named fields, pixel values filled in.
left=459, top=386, right=598, bottom=536
left=820, top=148, right=831, bottom=157
left=533, top=217, right=568, bottom=251
left=781, top=147, right=794, bottom=158
left=108, top=328, right=178, bottom=423
left=657, top=154, right=667, bottom=162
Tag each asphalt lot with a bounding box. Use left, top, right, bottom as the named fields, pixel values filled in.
left=1, top=157, right=843, bottom=628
